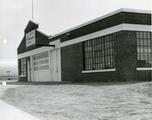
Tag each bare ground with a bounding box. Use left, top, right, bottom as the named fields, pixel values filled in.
left=1, top=82, right=152, bottom=120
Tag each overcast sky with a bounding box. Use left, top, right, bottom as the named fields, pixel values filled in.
left=0, top=0, right=151, bottom=66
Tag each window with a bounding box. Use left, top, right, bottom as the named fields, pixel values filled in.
left=137, top=32, right=152, bottom=68
left=33, top=51, right=49, bottom=71
left=20, top=58, right=26, bottom=76
left=83, top=34, right=115, bottom=71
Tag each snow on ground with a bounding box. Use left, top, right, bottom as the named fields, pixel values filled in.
left=1, top=82, right=152, bottom=120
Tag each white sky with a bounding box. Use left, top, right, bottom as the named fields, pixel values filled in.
left=0, top=0, right=151, bottom=65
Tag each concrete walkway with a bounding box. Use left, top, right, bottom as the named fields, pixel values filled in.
left=0, top=82, right=41, bottom=120
left=0, top=100, right=41, bottom=120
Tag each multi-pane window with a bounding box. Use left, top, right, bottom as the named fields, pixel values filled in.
left=83, top=34, right=115, bottom=70
left=137, top=32, right=152, bottom=68
left=33, top=51, right=49, bottom=71
left=20, top=58, right=26, bottom=76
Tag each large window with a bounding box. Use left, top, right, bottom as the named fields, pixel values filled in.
left=20, top=58, right=26, bottom=76
left=137, top=31, right=152, bottom=68
left=83, top=34, right=115, bottom=71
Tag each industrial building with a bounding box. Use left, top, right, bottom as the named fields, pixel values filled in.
left=17, top=8, right=152, bottom=82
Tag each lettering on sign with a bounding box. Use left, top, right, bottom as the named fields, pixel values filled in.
left=26, top=30, right=35, bottom=47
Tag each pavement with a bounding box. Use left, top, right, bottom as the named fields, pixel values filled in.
left=0, top=81, right=41, bottom=120
left=0, top=100, right=41, bottom=120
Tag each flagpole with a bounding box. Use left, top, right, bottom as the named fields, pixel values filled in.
left=32, top=0, right=34, bottom=20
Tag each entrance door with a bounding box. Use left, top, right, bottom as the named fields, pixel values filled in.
left=50, top=50, right=56, bottom=81
left=49, top=48, right=61, bottom=82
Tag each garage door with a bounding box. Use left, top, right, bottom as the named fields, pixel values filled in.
left=32, top=51, right=51, bottom=82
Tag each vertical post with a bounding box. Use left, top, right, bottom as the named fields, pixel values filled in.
left=32, top=0, right=34, bottom=20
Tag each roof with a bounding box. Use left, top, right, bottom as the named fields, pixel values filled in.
left=49, top=8, right=151, bottom=39
left=24, top=20, right=39, bottom=32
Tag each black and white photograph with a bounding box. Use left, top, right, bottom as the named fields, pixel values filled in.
left=0, top=0, right=152, bottom=119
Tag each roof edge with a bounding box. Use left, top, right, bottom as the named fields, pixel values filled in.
left=49, top=8, right=151, bottom=39
left=37, top=29, right=50, bottom=37
left=24, top=20, right=39, bottom=31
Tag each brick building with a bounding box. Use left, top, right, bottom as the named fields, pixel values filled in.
left=17, top=8, right=152, bottom=82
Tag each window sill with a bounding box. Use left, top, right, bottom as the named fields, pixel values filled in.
left=82, top=68, right=116, bottom=73
left=137, top=68, right=152, bottom=71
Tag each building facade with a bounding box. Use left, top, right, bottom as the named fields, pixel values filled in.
left=17, top=8, right=152, bottom=82
left=18, top=21, right=61, bottom=82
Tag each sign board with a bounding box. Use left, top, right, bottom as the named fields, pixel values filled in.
left=26, top=30, right=36, bottom=47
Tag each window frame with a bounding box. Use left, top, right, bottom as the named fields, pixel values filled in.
left=83, top=33, right=116, bottom=72
left=137, top=31, right=152, bottom=69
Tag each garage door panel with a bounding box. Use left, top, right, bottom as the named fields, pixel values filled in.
left=33, top=70, right=50, bottom=82
left=32, top=51, right=51, bottom=82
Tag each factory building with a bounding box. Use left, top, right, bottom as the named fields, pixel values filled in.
left=17, top=8, right=152, bottom=82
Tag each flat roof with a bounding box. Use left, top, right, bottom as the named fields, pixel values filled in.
left=49, top=8, right=151, bottom=39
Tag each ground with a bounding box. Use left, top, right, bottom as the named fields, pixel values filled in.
left=1, top=81, right=152, bottom=120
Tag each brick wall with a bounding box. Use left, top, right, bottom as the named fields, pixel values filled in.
left=61, top=42, right=118, bottom=82
left=115, top=31, right=137, bottom=81
left=61, top=31, right=145, bottom=82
